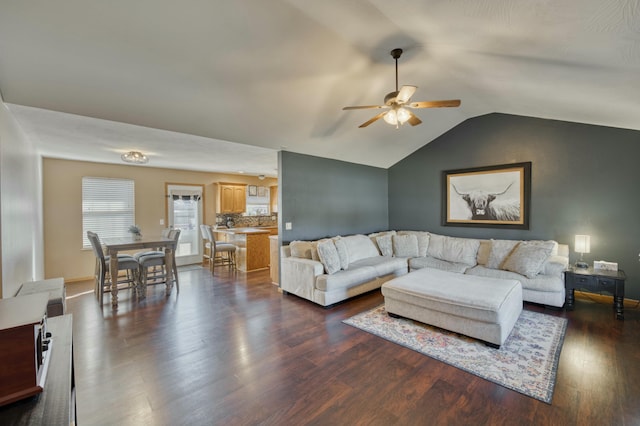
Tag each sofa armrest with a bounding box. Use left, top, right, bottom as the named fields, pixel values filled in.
left=280, top=257, right=325, bottom=301
left=542, top=255, right=569, bottom=276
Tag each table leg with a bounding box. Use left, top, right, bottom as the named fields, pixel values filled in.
left=615, top=281, right=624, bottom=320
left=165, top=247, right=177, bottom=293
left=565, top=287, right=575, bottom=310
left=109, top=249, right=119, bottom=307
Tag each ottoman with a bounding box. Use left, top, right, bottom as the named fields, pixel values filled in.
left=381, top=268, right=522, bottom=347
left=16, top=277, right=66, bottom=317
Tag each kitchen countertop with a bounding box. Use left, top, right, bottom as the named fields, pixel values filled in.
left=213, top=227, right=271, bottom=235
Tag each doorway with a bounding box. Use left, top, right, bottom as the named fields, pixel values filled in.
left=166, top=184, right=204, bottom=266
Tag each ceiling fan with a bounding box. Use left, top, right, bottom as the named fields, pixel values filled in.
left=343, top=48, right=461, bottom=128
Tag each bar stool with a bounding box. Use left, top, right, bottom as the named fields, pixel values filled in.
left=204, top=225, right=236, bottom=272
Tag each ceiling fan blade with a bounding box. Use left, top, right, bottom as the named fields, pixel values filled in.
left=396, top=85, right=417, bottom=104
left=359, top=111, right=387, bottom=128
left=408, top=100, right=461, bottom=109
left=407, top=112, right=422, bottom=126
left=343, top=105, right=386, bottom=110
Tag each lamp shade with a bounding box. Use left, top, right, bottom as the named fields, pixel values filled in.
left=574, top=235, right=591, bottom=254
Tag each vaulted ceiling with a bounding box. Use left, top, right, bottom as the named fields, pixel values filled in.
left=1, top=1, right=638, bottom=176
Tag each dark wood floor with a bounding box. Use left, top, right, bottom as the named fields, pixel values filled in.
left=64, top=266, right=640, bottom=425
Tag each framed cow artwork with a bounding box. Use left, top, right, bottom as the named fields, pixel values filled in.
left=442, top=162, right=531, bottom=229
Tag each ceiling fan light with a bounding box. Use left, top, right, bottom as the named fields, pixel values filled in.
left=383, top=109, right=398, bottom=125
left=396, top=107, right=410, bottom=124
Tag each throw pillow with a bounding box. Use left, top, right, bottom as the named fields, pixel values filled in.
left=397, top=231, right=430, bottom=256
left=316, top=240, right=341, bottom=275
left=375, top=235, right=393, bottom=257
left=502, top=241, right=554, bottom=279
left=333, top=237, right=350, bottom=270
left=486, top=239, right=520, bottom=269
left=392, top=234, right=419, bottom=258
left=476, top=240, right=492, bottom=266
left=368, top=230, right=396, bottom=254
left=289, top=240, right=315, bottom=259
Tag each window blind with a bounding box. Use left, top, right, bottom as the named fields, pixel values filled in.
left=82, top=177, right=135, bottom=248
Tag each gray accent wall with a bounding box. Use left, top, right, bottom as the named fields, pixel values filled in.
left=279, top=151, right=388, bottom=243
left=389, top=113, right=640, bottom=300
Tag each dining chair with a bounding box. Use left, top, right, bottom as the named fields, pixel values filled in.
left=204, top=225, right=236, bottom=272
left=137, top=229, right=181, bottom=298
left=87, top=231, right=139, bottom=304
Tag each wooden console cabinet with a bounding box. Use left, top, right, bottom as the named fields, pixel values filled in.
left=0, top=315, right=76, bottom=425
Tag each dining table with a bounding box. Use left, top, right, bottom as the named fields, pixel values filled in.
left=101, top=235, right=178, bottom=306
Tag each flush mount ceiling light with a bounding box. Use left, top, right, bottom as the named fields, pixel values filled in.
left=121, top=151, right=148, bottom=164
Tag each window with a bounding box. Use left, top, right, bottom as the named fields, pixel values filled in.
left=82, top=177, right=135, bottom=248
left=245, top=186, right=270, bottom=216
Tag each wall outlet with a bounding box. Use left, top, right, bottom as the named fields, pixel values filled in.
left=285, top=222, right=292, bottom=230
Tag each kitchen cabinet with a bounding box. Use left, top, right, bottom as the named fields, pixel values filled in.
left=216, top=183, right=247, bottom=214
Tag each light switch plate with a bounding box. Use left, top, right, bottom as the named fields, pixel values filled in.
left=285, top=222, right=292, bottom=230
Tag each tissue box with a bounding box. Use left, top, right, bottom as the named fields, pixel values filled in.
left=594, top=260, right=618, bottom=271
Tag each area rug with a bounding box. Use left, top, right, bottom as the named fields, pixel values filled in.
left=343, top=305, right=567, bottom=403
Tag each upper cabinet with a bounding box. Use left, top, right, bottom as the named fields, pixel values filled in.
left=216, top=183, right=247, bottom=214
left=269, top=186, right=278, bottom=213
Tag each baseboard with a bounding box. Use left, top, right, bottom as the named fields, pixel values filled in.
left=574, top=291, right=639, bottom=309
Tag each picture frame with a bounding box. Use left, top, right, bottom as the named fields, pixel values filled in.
left=257, top=186, right=266, bottom=197
left=248, top=185, right=258, bottom=196
left=442, top=162, right=531, bottom=229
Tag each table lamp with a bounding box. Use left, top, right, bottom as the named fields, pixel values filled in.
left=574, top=235, right=590, bottom=268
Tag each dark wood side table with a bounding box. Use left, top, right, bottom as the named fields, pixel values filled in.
left=565, top=267, right=626, bottom=320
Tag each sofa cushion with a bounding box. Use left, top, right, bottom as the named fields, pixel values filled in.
left=333, top=237, right=350, bottom=269
left=316, top=240, right=341, bottom=274
left=341, top=234, right=380, bottom=263
left=427, top=234, right=480, bottom=266
left=393, top=234, right=419, bottom=258
left=375, top=235, right=394, bottom=257
left=502, top=241, right=554, bottom=278
left=409, top=255, right=470, bottom=273
left=396, top=231, right=430, bottom=256
left=315, top=266, right=378, bottom=292
left=349, top=256, right=408, bottom=277
left=486, top=239, right=520, bottom=269
left=466, top=265, right=564, bottom=293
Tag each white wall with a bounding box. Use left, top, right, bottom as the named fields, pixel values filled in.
left=0, top=96, right=44, bottom=298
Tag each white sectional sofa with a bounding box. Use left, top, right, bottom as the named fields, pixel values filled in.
left=280, top=234, right=408, bottom=306
left=280, top=230, right=569, bottom=308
